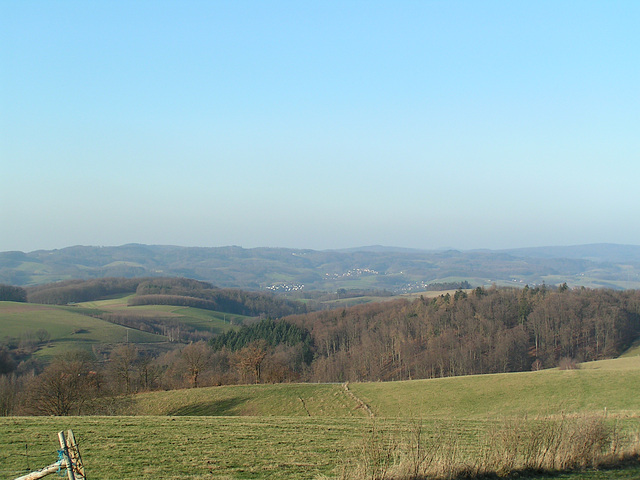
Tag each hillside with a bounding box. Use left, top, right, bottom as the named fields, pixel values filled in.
left=0, top=276, right=305, bottom=360
left=113, top=354, right=640, bottom=418
left=2, top=243, right=640, bottom=291
left=0, top=301, right=167, bottom=360
left=283, top=286, right=640, bottom=383
left=351, top=355, right=640, bottom=419
left=23, top=277, right=307, bottom=317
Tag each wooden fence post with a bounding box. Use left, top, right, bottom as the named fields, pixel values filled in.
left=57, top=431, right=75, bottom=480
left=65, top=430, right=86, bottom=480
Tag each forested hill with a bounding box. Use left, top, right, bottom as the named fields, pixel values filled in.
left=285, top=286, right=640, bottom=382
left=1, top=243, right=640, bottom=291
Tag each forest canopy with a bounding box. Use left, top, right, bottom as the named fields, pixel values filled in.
left=210, top=318, right=314, bottom=365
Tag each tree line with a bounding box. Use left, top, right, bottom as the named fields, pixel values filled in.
left=25, top=277, right=149, bottom=304
left=424, top=280, right=472, bottom=291
left=0, top=284, right=27, bottom=302
left=0, top=336, right=310, bottom=415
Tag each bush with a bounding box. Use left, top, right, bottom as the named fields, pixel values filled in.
left=558, top=357, right=581, bottom=370
left=482, top=414, right=615, bottom=474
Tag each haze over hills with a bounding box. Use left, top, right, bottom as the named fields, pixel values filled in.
left=1, top=243, right=640, bottom=291
left=500, top=243, right=640, bottom=264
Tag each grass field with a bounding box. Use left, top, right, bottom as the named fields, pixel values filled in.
left=1, top=416, right=367, bottom=479
left=2, top=415, right=639, bottom=480
left=0, top=301, right=166, bottom=358
left=76, top=296, right=244, bottom=334
left=2, top=356, right=639, bottom=479
left=0, top=298, right=243, bottom=359
left=2, top=416, right=639, bottom=480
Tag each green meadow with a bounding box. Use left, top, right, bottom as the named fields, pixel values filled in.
left=0, top=301, right=166, bottom=358
left=76, top=296, right=244, bottom=334
left=350, top=356, right=640, bottom=419
left=119, top=383, right=364, bottom=417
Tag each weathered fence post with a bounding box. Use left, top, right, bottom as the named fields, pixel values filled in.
left=65, top=430, right=85, bottom=479
left=57, top=431, right=75, bottom=480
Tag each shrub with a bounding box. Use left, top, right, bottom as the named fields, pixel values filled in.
left=558, top=357, right=581, bottom=370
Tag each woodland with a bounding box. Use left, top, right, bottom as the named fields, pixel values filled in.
left=1, top=277, right=640, bottom=415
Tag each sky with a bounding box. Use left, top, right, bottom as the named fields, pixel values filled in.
left=1, top=1, right=639, bottom=253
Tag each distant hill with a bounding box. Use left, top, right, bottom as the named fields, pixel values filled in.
left=1, top=243, right=640, bottom=291
left=502, top=243, right=640, bottom=263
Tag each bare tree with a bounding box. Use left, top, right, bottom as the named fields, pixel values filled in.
left=0, top=374, right=20, bottom=415
left=181, top=342, right=212, bottom=388
left=36, top=328, right=51, bottom=345
left=108, top=344, right=138, bottom=394
left=234, top=340, right=267, bottom=384
left=0, top=346, right=16, bottom=375
left=24, top=352, right=96, bottom=415
left=137, top=352, right=161, bottom=391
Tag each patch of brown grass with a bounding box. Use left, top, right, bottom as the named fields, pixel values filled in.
left=340, top=415, right=640, bottom=480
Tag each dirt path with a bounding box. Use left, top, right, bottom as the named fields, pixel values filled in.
left=343, top=382, right=374, bottom=418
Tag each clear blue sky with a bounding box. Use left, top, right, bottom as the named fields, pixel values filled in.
left=1, top=1, right=639, bottom=252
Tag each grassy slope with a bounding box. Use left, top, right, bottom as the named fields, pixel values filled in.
left=0, top=297, right=245, bottom=359
left=0, top=301, right=166, bottom=357
left=115, top=355, right=640, bottom=419
left=351, top=356, right=640, bottom=419
left=123, top=383, right=366, bottom=417
left=77, top=295, right=244, bottom=334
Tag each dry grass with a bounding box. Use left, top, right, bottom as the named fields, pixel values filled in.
left=340, top=414, right=640, bottom=480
